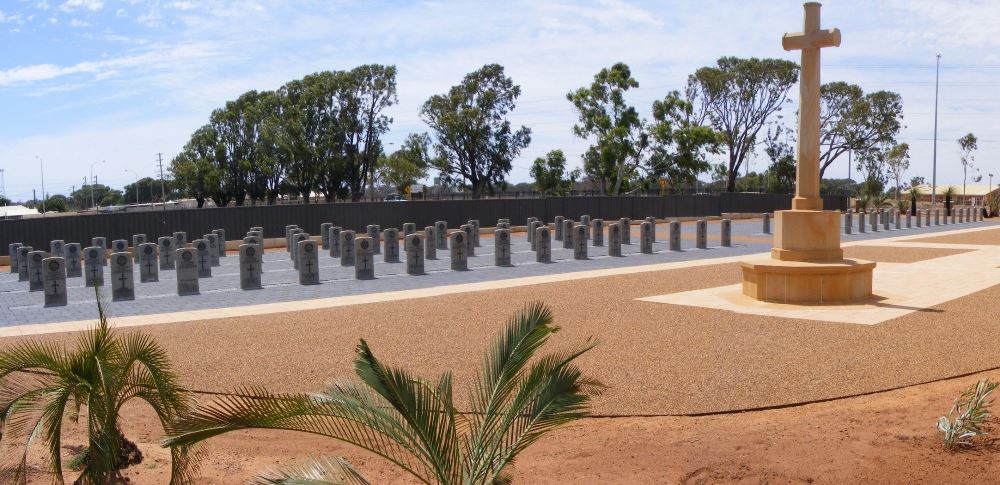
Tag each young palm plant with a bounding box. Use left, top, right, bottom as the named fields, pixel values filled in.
left=0, top=289, right=196, bottom=484
left=164, top=302, right=601, bottom=484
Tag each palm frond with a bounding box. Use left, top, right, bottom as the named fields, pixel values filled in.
left=252, top=455, right=371, bottom=485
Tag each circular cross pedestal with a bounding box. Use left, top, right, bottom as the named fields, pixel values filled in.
left=740, top=258, right=876, bottom=303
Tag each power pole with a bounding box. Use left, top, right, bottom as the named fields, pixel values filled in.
left=931, top=53, right=941, bottom=208
left=0, top=168, right=5, bottom=201
left=157, top=153, right=166, bottom=211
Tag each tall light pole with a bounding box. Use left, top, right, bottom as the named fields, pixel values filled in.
left=90, top=160, right=106, bottom=210
left=36, top=156, right=46, bottom=216
left=0, top=168, right=5, bottom=202
left=125, top=169, right=140, bottom=205
left=931, top=53, right=941, bottom=208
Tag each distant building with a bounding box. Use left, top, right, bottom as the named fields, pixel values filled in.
left=901, top=184, right=999, bottom=206
left=0, top=205, right=40, bottom=219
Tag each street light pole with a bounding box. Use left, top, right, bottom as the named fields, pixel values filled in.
left=90, top=160, right=106, bottom=210
left=125, top=169, right=139, bottom=205
left=36, top=156, right=46, bottom=216
left=0, top=168, right=5, bottom=202
left=931, top=54, right=941, bottom=208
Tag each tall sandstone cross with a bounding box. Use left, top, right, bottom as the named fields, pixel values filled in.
left=783, top=2, right=840, bottom=211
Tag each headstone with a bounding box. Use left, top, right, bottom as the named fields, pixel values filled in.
left=951, top=210, right=956, bottom=225
left=50, top=240, right=65, bottom=258
left=424, top=226, right=437, bottom=260
left=65, top=243, right=82, bottom=277
left=763, top=213, right=771, bottom=234
left=112, top=239, right=129, bottom=255
left=8, top=242, right=21, bottom=274
left=870, top=211, right=878, bottom=232
left=340, top=230, right=356, bottom=266
left=562, top=220, right=575, bottom=249
left=645, top=217, right=657, bottom=242
left=580, top=215, right=591, bottom=240
left=608, top=222, right=622, bottom=257
left=895, top=210, right=902, bottom=230
left=383, top=228, right=400, bottom=263
left=535, top=226, right=551, bottom=263
left=915, top=210, right=922, bottom=228
left=328, top=226, right=343, bottom=258
left=132, top=234, right=147, bottom=262
left=17, top=246, right=32, bottom=282
left=554, top=216, right=565, bottom=241
left=721, top=219, right=732, bottom=247
left=173, top=232, right=188, bottom=248
left=205, top=233, right=221, bottom=267
left=92, top=237, right=107, bottom=266
left=27, top=251, right=46, bottom=292
left=450, top=231, right=468, bottom=270
left=495, top=229, right=512, bottom=266
left=592, top=219, right=604, bottom=246
left=138, top=243, right=159, bottom=283
left=292, top=233, right=310, bottom=269
left=84, top=247, right=104, bottom=287
left=355, top=237, right=375, bottom=279
left=157, top=237, right=175, bottom=270
left=42, top=257, right=67, bottom=307
left=883, top=210, right=890, bottom=230
left=529, top=221, right=543, bottom=250
left=695, top=220, right=707, bottom=249
left=288, top=229, right=303, bottom=261
left=469, top=220, right=481, bottom=247
left=669, top=221, right=681, bottom=251
left=639, top=222, right=654, bottom=254
left=239, top=244, right=263, bottom=290
left=620, top=218, right=631, bottom=244
left=526, top=217, right=538, bottom=242
left=366, top=225, right=381, bottom=254
left=435, top=221, right=448, bottom=249
left=110, top=252, right=135, bottom=301
left=193, top=239, right=212, bottom=278
left=497, top=221, right=511, bottom=230
left=297, top=239, right=320, bottom=285
left=175, top=248, right=199, bottom=295
left=320, top=223, right=333, bottom=250
left=212, top=229, right=226, bottom=258
left=844, top=212, right=853, bottom=234
left=924, top=209, right=930, bottom=227
left=285, top=226, right=299, bottom=254
left=461, top=225, right=476, bottom=257
left=934, top=209, right=940, bottom=226
left=572, top=225, right=587, bottom=260
left=858, top=212, right=866, bottom=233
left=403, top=223, right=416, bottom=237
left=906, top=210, right=912, bottom=229
left=959, top=208, right=965, bottom=223
left=405, top=234, right=425, bottom=275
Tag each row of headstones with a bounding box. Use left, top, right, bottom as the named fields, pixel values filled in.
left=7, top=229, right=228, bottom=307
left=759, top=207, right=984, bottom=235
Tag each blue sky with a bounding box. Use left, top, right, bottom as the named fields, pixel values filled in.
left=2, top=0, right=1000, bottom=202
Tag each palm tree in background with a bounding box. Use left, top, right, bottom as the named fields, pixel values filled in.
left=164, top=302, right=601, bottom=484
left=0, top=289, right=196, bottom=484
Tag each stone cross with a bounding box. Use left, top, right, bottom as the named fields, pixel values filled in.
left=139, top=243, right=159, bottom=283
left=42, top=257, right=67, bottom=307
left=297, top=239, right=320, bottom=285
left=450, top=231, right=468, bottom=271
left=535, top=226, right=551, bottom=263
left=340, top=230, right=356, bottom=266
left=28, top=251, right=46, bottom=292
left=110, top=253, right=135, bottom=301
left=65, top=243, right=82, bottom=277
left=405, top=234, right=425, bottom=275
left=175, top=248, right=200, bottom=295
left=354, top=236, right=375, bottom=279
left=239, top=244, right=263, bottom=290
left=424, top=226, right=438, bottom=260
left=495, top=229, right=512, bottom=267
left=783, top=1, right=841, bottom=211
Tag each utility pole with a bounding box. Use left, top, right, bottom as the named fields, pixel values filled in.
left=931, top=53, right=941, bottom=208
left=36, top=156, right=46, bottom=216
left=0, top=168, right=5, bottom=202
left=157, top=152, right=166, bottom=211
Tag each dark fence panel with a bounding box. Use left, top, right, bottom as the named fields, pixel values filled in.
left=1, top=194, right=846, bottom=255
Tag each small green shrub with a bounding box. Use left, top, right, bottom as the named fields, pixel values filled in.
left=938, top=379, right=998, bottom=450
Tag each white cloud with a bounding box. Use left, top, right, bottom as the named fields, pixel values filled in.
left=170, top=1, right=196, bottom=10
left=58, top=0, right=103, bottom=12
left=115, top=8, right=127, bottom=18
left=69, top=18, right=90, bottom=27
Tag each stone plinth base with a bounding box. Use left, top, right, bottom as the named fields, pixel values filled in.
left=740, top=258, right=876, bottom=303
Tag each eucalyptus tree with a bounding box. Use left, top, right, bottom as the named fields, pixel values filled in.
left=818, top=82, right=904, bottom=179
left=211, top=90, right=269, bottom=206
left=763, top=123, right=796, bottom=193
left=307, top=70, right=352, bottom=202
left=422, top=64, right=531, bottom=198
left=647, top=89, right=723, bottom=191
left=688, top=57, right=799, bottom=192
left=568, top=63, right=647, bottom=195
left=253, top=90, right=287, bottom=205
left=342, top=64, right=397, bottom=201
left=958, top=132, right=978, bottom=197
left=171, top=124, right=224, bottom=208
left=376, top=132, right=434, bottom=194
left=530, top=149, right=579, bottom=196
left=273, top=78, right=322, bottom=203
left=165, top=302, right=599, bottom=485
left=885, top=142, right=910, bottom=202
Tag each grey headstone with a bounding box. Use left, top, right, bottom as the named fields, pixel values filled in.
left=535, top=226, right=551, bottom=263
left=193, top=239, right=212, bottom=278
left=925, top=209, right=931, bottom=227
left=562, top=220, right=574, bottom=249
left=18, top=246, right=32, bottom=281
left=461, top=225, right=476, bottom=257
left=297, top=239, right=320, bottom=285
left=112, top=239, right=129, bottom=254
left=763, top=213, right=771, bottom=234
left=870, top=211, right=878, bottom=232
left=608, top=222, right=622, bottom=257
left=572, top=225, right=587, bottom=260
left=403, top=223, right=416, bottom=237
left=175, top=248, right=199, bottom=295
left=450, top=231, right=469, bottom=271
left=8, top=243, right=21, bottom=274
left=42, top=257, right=67, bottom=307
left=405, top=234, right=425, bottom=275
left=497, top=222, right=511, bottom=230
left=92, top=238, right=107, bottom=266
left=320, top=223, right=333, bottom=249
left=340, top=230, right=356, bottom=266
left=293, top=233, right=310, bottom=269
left=212, top=229, right=226, bottom=257
left=366, top=225, right=381, bottom=254
left=424, top=226, right=437, bottom=260
left=285, top=226, right=299, bottom=254
left=915, top=210, right=922, bottom=228
left=28, top=250, right=46, bottom=292
left=526, top=217, right=538, bottom=242
left=383, top=228, right=400, bottom=263
left=620, top=218, right=631, bottom=244
left=435, top=221, right=448, bottom=249
left=592, top=219, right=604, bottom=246
left=883, top=210, right=890, bottom=230
left=895, top=210, right=902, bottom=230
left=859, top=212, right=866, bottom=233
left=173, top=232, right=188, bottom=248
left=721, top=219, right=732, bottom=247
left=645, top=217, right=656, bottom=242
left=934, top=209, right=940, bottom=226
left=239, top=244, right=262, bottom=290
left=138, top=243, right=159, bottom=283
left=50, top=240, right=65, bottom=258
left=554, top=216, right=565, bottom=241
left=695, top=220, right=707, bottom=249
left=469, top=220, right=481, bottom=247
left=951, top=210, right=956, bottom=225
left=959, top=208, right=965, bottom=223
left=84, top=247, right=104, bottom=287
left=355, top=236, right=375, bottom=279
left=65, top=243, right=82, bottom=277
left=495, top=229, right=512, bottom=267
left=529, top=221, right=543, bottom=250
left=845, top=212, right=853, bottom=234
left=110, top=252, right=135, bottom=301
left=669, top=220, right=681, bottom=251
left=288, top=229, right=303, bottom=261
left=905, top=210, right=912, bottom=229
left=158, top=237, right=175, bottom=270
left=132, top=234, right=147, bottom=262
left=639, top=222, right=654, bottom=254
left=580, top=215, right=591, bottom=240
left=328, top=226, right=342, bottom=258
left=205, top=234, right=221, bottom=267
